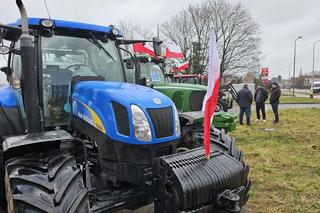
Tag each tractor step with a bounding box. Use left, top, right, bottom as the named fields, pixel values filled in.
left=152, top=147, right=248, bottom=213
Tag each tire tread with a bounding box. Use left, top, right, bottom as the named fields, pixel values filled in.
left=5, top=150, right=89, bottom=213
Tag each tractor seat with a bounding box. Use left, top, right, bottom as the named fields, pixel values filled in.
left=43, top=65, right=73, bottom=103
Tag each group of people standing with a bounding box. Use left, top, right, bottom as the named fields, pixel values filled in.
left=236, top=82, right=281, bottom=125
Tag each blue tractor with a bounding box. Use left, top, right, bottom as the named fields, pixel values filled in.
left=0, top=1, right=250, bottom=212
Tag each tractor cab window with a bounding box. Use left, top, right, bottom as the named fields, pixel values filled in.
left=140, top=62, right=165, bottom=84
left=10, top=41, right=21, bottom=79
left=41, top=34, right=124, bottom=126
left=175, top=76, right=197, bottom=84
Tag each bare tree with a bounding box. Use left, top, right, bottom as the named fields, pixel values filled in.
left=161, top=10, right=193, bottom=61
left=118, top=20, right=157, bottom=40
left=161, top=0, right=261, bottom=77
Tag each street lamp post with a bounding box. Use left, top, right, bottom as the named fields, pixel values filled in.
left=311, top=40, right=320, bottom=98
left=293, top=36, right=303, bottom=96
left=289, top=63, right=292, bottom=93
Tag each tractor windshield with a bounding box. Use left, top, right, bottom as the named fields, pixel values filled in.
left=40, top=34, right=124, bottom=126
left=140, top=62, right=165, bottom=84
left=41, top=35, right=123, bottom=81
left=175, top=76, right=198, bottom=84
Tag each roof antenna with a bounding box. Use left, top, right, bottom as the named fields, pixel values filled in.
left=43, top=0, right=52, bottom=19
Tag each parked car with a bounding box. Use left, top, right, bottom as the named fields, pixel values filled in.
left=313, top=81, right=320, bottom=93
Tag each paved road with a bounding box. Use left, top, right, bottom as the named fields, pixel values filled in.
left=284, top=89, right=320, bottom=99
left=229, top=103, right=320, bottom=114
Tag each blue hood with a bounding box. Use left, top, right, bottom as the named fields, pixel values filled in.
left=72, top=81, right=179, bottom=144
left=74, top=81, right=173, bottom=108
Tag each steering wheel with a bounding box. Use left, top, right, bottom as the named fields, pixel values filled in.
left=65, top=64, right=91, bottom=71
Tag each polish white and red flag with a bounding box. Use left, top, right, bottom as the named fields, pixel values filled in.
left=202, top=32, right=221, bottom=159
left=133, top=43, right=159, bottom=59
left=166, top=48, right=184, bottom=59
left=173, top=61, right=189, bottom=73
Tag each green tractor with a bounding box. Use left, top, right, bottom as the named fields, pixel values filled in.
left=124, top=55, right=237, bottom=132
left=124, top=55, right=233, bottom=112
left=0, top=1, right=250, bottom=212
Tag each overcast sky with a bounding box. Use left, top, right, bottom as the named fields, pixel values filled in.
left=1, top=0, right=320, bottom=79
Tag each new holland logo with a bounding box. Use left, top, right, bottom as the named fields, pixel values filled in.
left=153, top=98, right=161, bottom=105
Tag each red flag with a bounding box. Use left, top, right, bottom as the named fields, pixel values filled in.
left=133, top=43, right=159, bottom=59
left=172, top=61, right=189, bottom=73
left=166, top=48, right=184, bottom=59
left=202, top=32, right=220, bottom=159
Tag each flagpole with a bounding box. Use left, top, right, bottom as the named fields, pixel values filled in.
left=203, top=31, right=221, bottom=159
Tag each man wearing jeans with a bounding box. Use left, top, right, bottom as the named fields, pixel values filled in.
left=270, top=82, right=281, bottom=124
left=254, top=85, right=268, bottom=123
left=237, top=84, right=253, bottom=125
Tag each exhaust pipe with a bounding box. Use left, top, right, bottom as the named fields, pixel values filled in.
left=16, top=0, right=41, bottom=133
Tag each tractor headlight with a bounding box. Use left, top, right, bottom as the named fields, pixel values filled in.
left=174, top=106, right=181, bottom=136
left=111, top=28, right=120, bottom=36
left=40, top=19, right=54, bottom=28
left=131, top=105, right=152, bottom=142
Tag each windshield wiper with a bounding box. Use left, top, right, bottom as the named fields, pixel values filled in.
left=86, top=32, right=116, bottom=62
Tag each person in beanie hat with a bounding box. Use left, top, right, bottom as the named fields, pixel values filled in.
left=254, top=85, right=268, bottom=123
left=236, top=84, right=253, bottom=125
left=270, top=82, right=281, bottom=124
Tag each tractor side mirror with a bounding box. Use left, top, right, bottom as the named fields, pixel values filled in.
left=126, top=58, right=135, bottom=70
left=0, top=25, right=21, bottom=42
left=153, top=37, right=162, bottom=56
left=0, top=67, right=13, bottom=77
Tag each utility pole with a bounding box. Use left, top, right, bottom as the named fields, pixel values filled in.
left=289, top=63, right=291, bottom=94
left=311, top=40, right=320, bottom=98
left=293, top=36, right=303, bottom=96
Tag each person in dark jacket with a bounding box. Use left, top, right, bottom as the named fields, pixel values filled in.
left=236, top=84, right=253, bottom=125
left=270, top=82, right=281, bottom=124
left=254, top=85, right=268, bottom=122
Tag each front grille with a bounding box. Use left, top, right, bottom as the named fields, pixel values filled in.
left=112, top=102, right=130, bottom=136
left=147, top=107, right=173, bottom=138
left=189, top=91, right=206, bottom=111
left=172, top=92, right=184, bottom=111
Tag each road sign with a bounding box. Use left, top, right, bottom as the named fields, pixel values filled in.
left=261, top=68, right=269, bottom=84
left=261, top=68, right=268, bottom=76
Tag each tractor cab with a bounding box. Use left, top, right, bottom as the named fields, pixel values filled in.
left=2, top=18, right=125, bottom=127
left=124, top=55, right=172, bottom=86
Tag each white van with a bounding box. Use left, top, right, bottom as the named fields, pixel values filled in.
left=313, top=81, right=320, bottom=93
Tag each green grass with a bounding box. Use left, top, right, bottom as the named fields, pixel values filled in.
left=230, top=108, right=320, bottom=213
left=280, top=96, right=320, bottom=104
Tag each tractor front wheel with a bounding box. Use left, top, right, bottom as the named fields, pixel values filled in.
left=5, top=150, right=89, bottom=212
left=180, top=126, right=244, bottom=164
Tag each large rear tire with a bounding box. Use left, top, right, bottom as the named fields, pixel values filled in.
left=179, top=126, right=251, bottom=206
left=5, top=150, right=89, bottom=212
